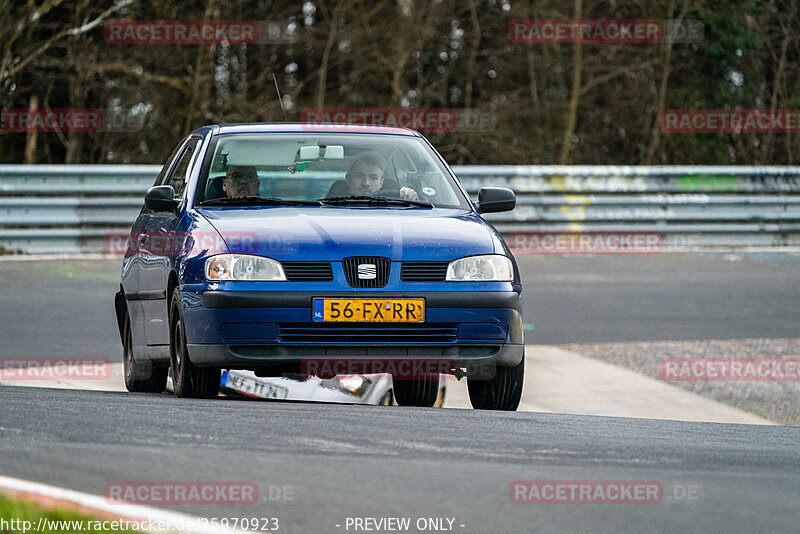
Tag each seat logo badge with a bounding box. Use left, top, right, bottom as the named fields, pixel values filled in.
left=358, top=264, right=377, bottom=280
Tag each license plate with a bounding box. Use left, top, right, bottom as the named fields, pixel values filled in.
left=312, top=298, right=425, bottom=322
left=221, top=371, right=289, bottom=400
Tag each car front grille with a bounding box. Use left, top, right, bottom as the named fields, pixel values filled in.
left=282, top=262, right=333, bottom=282
left=277, top=323, right=458, bottom=343
left=342, top=256, right=390, bottom=288
left=400, top=262, right=449, bottom=282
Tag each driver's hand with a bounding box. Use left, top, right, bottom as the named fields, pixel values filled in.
left=399, top=187, right=419, bottom=201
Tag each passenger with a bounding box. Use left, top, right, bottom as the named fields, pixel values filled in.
left=223, top=166, right=259, bottom=197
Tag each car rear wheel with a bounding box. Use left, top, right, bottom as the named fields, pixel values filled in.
left=467, top=354, right=524, bottom=411
left=169, top=288, right=220, bottom=398
left=392, top=374, right=439, bottom=407
left=123, top=313, right=167, bottom=393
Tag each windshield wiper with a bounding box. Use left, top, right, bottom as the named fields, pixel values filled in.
left=198, top=196, right=321, bottom=207
left=319, top=195, right=433, bottom=208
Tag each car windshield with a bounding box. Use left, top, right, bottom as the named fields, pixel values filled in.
left=194, top=133, right=469, bottom=209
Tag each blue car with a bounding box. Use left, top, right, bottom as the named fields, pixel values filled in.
left=114, top=123, right=524, bottom=410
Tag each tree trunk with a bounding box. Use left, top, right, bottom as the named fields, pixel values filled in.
left=559, top=0, right=582, bottom=165
left=24, top=94, right=38, bottom=163
left=646, top=0, right=683, bottom=165
left=762, top=0, right=795, bottom=162
left=464, top=0, right=480, bottom=109
left=184, top=0, right=218, bottom=133
left=315, top=1, right=343, bottom=109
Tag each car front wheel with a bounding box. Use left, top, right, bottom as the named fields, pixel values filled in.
left=467, top=354, right=524, bottom=411
left=169, top=288, right=220, bottom=398
left=123, top=312, right=167, bottom=393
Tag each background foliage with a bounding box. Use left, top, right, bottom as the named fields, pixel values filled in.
left=1, top=0, right=796, bottom=165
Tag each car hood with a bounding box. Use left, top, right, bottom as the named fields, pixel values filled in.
left=197, top=207, right=496, bottom=260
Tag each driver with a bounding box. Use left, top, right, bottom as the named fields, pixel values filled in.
left=337, top=152, right=419, bottom=200
left=223, top=166, right=259, bottom=197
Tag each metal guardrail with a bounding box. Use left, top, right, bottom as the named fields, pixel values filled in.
left=1, top=164, right=799, bottom=253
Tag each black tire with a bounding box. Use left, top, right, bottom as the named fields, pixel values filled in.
left=123, top=313, right=167, bottom=393
left=467, top=354, right=524, bottom=411
left=169, top=288, right=220, bottom=398
left=392, top=375, right=439, bottom=407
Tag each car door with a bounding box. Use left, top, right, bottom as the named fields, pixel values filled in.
left=124, top=140, right=186, bottom=349
left=139, top=136, right=202, bottom=346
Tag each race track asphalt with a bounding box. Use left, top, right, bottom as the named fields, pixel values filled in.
left=1, top=385, right=799, bottom=533
left=1, top=253, right=798, bottom=533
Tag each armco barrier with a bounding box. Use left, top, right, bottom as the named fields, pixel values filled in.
left=1, top=164, right=799, bottom=253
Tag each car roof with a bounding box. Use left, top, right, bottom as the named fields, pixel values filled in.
left=191, top=123, right=422, bottom=137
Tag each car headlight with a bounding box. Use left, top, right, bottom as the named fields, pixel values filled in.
left=205, top=254, right=286, bottom=281
left=446, top=255, right=513, bottom=281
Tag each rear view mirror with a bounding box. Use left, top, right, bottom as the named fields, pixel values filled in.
left=144, top=185, right=180, bottom=214
left=299, top=145, right=344, bottom=160
left=477, top=187, right=516, bottom=214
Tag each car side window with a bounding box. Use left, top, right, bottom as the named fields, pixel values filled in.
left=153, top=141, right=187, bottom=187
left=164, top=137, right=201, bottom=199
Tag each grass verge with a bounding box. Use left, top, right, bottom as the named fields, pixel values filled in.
left=0, top=491, right=140, bottom=533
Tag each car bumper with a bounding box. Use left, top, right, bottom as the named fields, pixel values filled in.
left=188, top=342, right=524, bottom=367
left=181, top=288, right=524, bottom=370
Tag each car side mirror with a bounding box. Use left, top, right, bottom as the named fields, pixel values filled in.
left=144, top=185, right=180, bottom=214
left=477, top=187, right=516, bottom=214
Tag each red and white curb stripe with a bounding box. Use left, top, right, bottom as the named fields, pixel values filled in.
left=0, top=475, right=252, bottom=533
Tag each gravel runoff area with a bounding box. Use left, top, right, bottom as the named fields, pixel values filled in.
left=561, top=338, right=800, bottom=426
